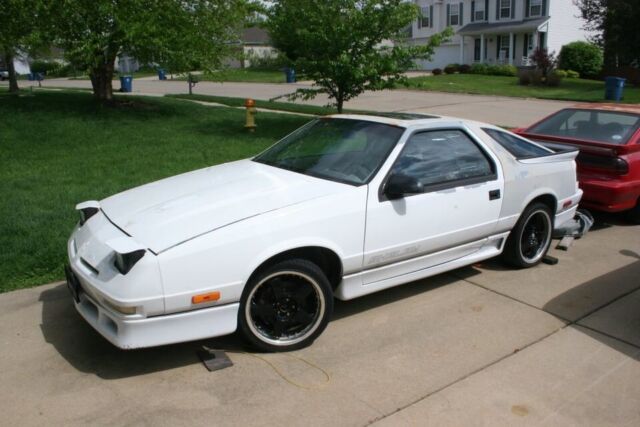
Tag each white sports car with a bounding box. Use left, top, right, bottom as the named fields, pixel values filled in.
left=66, top=113, right=582, bottom=351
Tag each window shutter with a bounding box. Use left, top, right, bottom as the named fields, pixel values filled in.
left=471, top=1, right=475, bottom=22
left=496, top=0, right=500, bottom=20
left=512, top=34, right=516, bottom=59
left=523, top=33, right=528, bottom=56
left=511, top=0, right=515, bottom=18
left=430, top=5, right=434, bottom=27
left=485, top=0, right=489, bottom=20
left=496, top=35, right=501, bottom=57
left=460, top=2, right=464, bottom=25
left=525, top=0, right=530, bottom=17
left=542, top=0, right=547, bottom=15
left=446, top=4, right=451, bottom=26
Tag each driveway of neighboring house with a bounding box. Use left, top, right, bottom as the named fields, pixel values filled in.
left=0, top=214, right=638, bottom=426
left=15, top=77, right=572, bottom=127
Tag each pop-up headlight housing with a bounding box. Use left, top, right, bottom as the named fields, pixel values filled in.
left=106, top=237, right=147, bottom=275
left=76, top=200, right=101, bottom=225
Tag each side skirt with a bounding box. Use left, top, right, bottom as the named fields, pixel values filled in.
left=334, top=232, right=509, bottom=301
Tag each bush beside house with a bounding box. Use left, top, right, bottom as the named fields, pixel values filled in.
left=558, top=41, right=603, bottom=79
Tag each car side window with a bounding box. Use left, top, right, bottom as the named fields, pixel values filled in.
left=390, top=129, right=495, bottom=189
left=483, top=128, right=552, bottom=159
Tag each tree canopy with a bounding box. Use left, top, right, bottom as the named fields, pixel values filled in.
left=47, top=0, right=248, bottom=101
left=267, top=0, right=450, bottom=112
left=576, top=0, right=640, bottom=69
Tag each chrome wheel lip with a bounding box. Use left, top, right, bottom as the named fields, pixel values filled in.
left=518, top=210, right=552, bottom=264
left=245, top=270, right=325, bottom=347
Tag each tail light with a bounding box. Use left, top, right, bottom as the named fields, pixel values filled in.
left=577, top=152, right=629, bottom=175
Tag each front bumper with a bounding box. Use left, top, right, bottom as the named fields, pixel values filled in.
left=69, top=269, right=239, bottom=349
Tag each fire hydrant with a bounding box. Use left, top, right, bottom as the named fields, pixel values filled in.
left=245, top=98, right=257, bottom=132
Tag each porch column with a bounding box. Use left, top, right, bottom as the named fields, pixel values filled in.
left=480, top=34, right=485, bottom=64
left=508, top=32, right=514, bottom=65
left=460, top=35, right=465, bottom=63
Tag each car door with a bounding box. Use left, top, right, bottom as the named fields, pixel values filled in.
left=362, top=127, right=504, bottom=284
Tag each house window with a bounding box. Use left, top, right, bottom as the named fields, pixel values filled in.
left=449, top=3, right=460, bottom=26
left=474, top=38, right=482, bottom=61
left=474, top=1, right=485, bottom=21
left=418, top=6, right=430, bottom=29
left=500, top=0, right=511, bottom=19
left=530, top=0, right=543, bottom=16
left=499, top=35, right=510, bottom=61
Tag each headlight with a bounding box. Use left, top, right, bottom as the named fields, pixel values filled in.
left=114, top=249, right=146, bottom=275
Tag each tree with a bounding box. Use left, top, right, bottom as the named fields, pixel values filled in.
left=0, top=1, right=39, bottom=93
left=47, top=0, right=248, bottom=101
left=267, top=0, right=450, bottom=113
left=576, top=0, right=640, bottom=69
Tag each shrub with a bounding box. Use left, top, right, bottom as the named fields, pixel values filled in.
left=432, top=68, right=442, bottom=75
left=469, top=63, right=488, bottom=75
left=530, top=48, right=558, bottom=78
left=444, top=63, right=459, bottom=74
left=458, top=64, right=471, bottom=73
left=558, top=41, right=603, bottom=78
left=546, top=70, right=564, bottom=87
left=565, top=69, right=580, bottom=79
left=486, top=64, right=517, bottom=76
left=517, top=68, right=532, bottom=85
left=30, top=60, right=59, bottom=75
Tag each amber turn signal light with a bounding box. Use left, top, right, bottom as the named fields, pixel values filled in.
left=192, top=291, right=221, bottom=304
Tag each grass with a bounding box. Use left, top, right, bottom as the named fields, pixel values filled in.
left=0, top=90, right=310, bottom=293
left=402, top=74, right=640, bottom=103
left=167, top=93, right=348, bottom=116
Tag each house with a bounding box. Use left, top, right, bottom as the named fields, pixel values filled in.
left=224, top=27, right=277, bottom=69
left=409, top=0, right=592, bottom=69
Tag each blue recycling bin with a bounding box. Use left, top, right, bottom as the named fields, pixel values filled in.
left=120, top=75, right=133, bottom=93
left=604, top=76, right=625, bottom=101
left=157, top=68, right=166, bottom=80
left=27, top=73, right=34, bottom=81
left=284, top=67, right=296, bottom=83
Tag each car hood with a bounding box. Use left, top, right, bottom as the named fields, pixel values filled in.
left=100, top=159, right=347, bottom=253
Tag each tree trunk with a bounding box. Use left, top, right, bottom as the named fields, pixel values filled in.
left=336, top=91, right=344, bottom=114
left=89, top=59, right=116, bottom=101
left=4, top=51, right=19, bottom=93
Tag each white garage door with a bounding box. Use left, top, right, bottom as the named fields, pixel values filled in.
left=414, top=45, right=460, bottom=70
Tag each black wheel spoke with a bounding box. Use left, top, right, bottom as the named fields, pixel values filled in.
left=294, top=309, right=313, bottom=325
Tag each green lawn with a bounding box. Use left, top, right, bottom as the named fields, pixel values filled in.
left=0, top=91, right=310, bottom=292
left=178, top=69, right=287, bottom=84
left=402, top=74, right=640, bottom=103
left=167, top=93, right=351, bottom=116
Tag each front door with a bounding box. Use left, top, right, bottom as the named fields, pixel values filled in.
left=362, top=128, right=503, bottom=284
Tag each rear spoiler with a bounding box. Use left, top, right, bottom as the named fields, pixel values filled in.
left=518, top=147, right=579, bottom=164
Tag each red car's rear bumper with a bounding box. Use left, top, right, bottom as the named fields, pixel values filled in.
left=579, top=177, right=640, bottom=212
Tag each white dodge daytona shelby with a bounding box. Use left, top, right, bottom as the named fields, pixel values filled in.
left=66, top=113, right=582, bottom=351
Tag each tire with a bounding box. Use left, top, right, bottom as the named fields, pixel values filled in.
left=238, top=259, right=333, bottom=352
left=502, top=202, right=553, bottom=268
left=626, top=199, right=640, bottom=224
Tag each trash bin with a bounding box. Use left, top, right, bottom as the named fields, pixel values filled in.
left=284, top=67, right=296, bottom=83
left=27, top=73, right=34, bottom=81
left=157, top=68, right=166, bottom=80
left=36, top=72, right=44, bottom=81
left=120, top=75, right=133, bottom=93
left=605, top=76, right=625, bottom=101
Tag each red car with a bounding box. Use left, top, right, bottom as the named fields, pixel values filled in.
left=515, top=104, right=640, bottom=223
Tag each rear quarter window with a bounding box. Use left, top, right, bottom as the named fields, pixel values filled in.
left=483, top=128, right=552, bottom=159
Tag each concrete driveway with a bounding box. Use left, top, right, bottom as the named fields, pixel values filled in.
left=1, top=213, right=639, bottom=426
left=20, top=77, right=572, bottom=127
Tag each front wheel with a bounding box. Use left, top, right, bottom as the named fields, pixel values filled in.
left=238, top=259, right=333, bottom=352
left=502, top=202, right=553, bottom=268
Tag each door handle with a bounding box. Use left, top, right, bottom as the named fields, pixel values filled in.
left=489, top=189, right=501, bottom=200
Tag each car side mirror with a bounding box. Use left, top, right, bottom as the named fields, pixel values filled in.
left=384, top=173, right=423, bottom=200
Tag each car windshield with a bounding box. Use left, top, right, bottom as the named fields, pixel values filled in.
left=254, top=118, right=404, bottom=185
left=527, top=108, right=640, bottom=145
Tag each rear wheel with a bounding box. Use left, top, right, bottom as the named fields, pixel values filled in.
left=238, top=259, right=333, bottom=352
left=503, top=202, right=553, bottom=268
left=626, top=199, right=640, bottom=224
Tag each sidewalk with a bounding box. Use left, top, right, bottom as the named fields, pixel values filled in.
left=24, top=77, right=572, bottom=127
